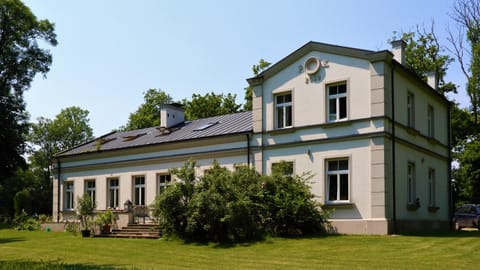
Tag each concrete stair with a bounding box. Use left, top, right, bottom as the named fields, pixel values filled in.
left=96, top=223, right=161, bottom=239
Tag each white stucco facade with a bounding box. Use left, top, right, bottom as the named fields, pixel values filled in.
left=52, top=41, right=451, bottom=234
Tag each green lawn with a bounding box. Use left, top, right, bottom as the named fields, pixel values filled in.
left=0, top=228, right=479, bottom=269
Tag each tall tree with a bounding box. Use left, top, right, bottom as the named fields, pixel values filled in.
left=448, top=0, right=480, bottom=125
left=244, top=59, right=271, bottom=111
left=27, top=106, right=93, bottom=214
left=393, top=24, right=456, bottom=95
left=121, top=88, right=173, bottom=131
left=183, top=92, right=241, bottom=120
left=0, top=0, right=57, bottom=217
left=447, top=0, right=480, bottom=204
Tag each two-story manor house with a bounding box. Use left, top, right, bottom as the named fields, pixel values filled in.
left=52, top=41, right=451, bottom=234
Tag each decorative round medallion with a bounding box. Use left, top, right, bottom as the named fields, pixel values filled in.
left=304, top=57, right=321, bottom=75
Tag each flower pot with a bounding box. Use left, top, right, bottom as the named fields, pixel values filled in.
left=81, top=229, right=91, bottom=237
left=101, top=224, right=111, bottom=234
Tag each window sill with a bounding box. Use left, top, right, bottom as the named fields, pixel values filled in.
left=322, top=119, right=350, bottom=128
left=428, top=137, right=440, bottom=145
left=428, top=206, right=440, bottom=212
left=269, top=127, right=296, bottom=135
left=406, top=203, right=420, bottom=211
left=406, top=127, right=420, bottom=136
left=322, top=202, right=355, bottom=209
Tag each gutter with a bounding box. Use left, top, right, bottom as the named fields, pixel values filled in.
left=391, top=62, right=397, bottom=234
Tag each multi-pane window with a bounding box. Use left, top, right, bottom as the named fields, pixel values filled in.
left=327, top=82, right=347, bottom=122
left=407, top=92, right=415, bottom=128
left=157, top=174, right=172, bottom=194
left=271, top=161, right=294, bottom=176
left=108, top=178, right=119, bottom=209
left=326, top=159, right=349, bottom=202
left=65, top=182, right=74, bottom=210
left=407, top=162, right=416, bottom=204
left=428, top=105, right=434, bottom=137
left=428, top=168, right=436, bottom=207
left=133, top=176, right=145, bottom=206
left=275, top=93, right=292, bottom=129
left=85, top=180, right=96, bottom=208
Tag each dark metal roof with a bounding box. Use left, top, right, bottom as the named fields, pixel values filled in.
left=57, top=111, right=252, bottom=157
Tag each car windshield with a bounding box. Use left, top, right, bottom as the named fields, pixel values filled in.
left=477, top=206, right=480, bottom=212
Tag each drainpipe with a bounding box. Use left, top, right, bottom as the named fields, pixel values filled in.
left=447, top=102, right=453, bottom=229
left=246, top=133, right=251, bottom=167
left=56, top=158, right=61, bottom=223
left=391, top=62, right=397, bottom=234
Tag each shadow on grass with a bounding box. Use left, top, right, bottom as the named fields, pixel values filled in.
left=0, top=260, right=140, bottom=270
left=398, top=229, right=480, bottom=238
left=178, top=231, right=335, bottom=249
left=0, top=237, right=25, bottom=244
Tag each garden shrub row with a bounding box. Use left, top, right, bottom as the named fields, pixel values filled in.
left=151, top=160, right=327, bottom=243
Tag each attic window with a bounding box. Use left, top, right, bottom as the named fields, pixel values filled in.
left=122, top=133, right=146, bottom=142
left=96, top=137, right=116, bottom=145
left=194, top=121, right=219, bottom=131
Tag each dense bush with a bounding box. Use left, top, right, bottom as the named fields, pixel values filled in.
left=13, top=210, right=40, bottom=231
left=151, top=160, right=327, bottom=243
left=263, top=162, right=325, bottom=236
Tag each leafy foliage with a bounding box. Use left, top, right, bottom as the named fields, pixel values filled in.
left=244, top=59, right=271, bottom=111
left=152, top=161, right=327, bottom=243
left=183, top=92, right=241, bottom=120
left=76, top=194, right=95, bottom=231
left=121, top=88, right=173, bottom=131
left=392, top=27, right=456, bottom=95
left=151, top=160, right=196, bottom=236
left=450, top=0, right=480, bottom=125
left=12, top=210, right=40, bottom=231
left=0, top=0, right=56, bottom=218
left=25, top=106, right=93, bottom=216
left=455, top=138, right=480, bottom=203
left=263, top=162, right=325, bottom=236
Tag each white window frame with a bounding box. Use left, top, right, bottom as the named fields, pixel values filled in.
left=407, top=162, right=416, bottom=204
left=157, top=174, right=172, bottom=194
left=428, top=168, right=436, bottom=207
left=274, top=92, right=293, bottom=129
left=85, top=179, right=96, bottom=208
left=108, top=178, right=119, bottom=209
left=407, top=92, right=415, bottom=128
left=427, top=105, right=434, bottom=138
left=326, top=158, right=350, bottom=203
left=65, top=181, right=74, bottom=210
left=327, top=82, right=348, bottom=122
left=133, top=176, right=146, bottom=206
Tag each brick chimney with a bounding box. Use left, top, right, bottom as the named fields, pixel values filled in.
left=391, top=40, right=406, bottom=65
left=160, top=104, right=184, bottom=128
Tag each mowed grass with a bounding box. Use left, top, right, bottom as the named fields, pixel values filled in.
left=0, top=228, right=479, bottom=269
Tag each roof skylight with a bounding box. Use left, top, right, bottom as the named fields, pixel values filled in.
left=194, top=121, right=219, bottom=131
left=122, top=133, right=147, bottom=142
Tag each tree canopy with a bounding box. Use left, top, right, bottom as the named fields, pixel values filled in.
left=120, top=89, right=173, bottom=131
left=183, top=92, right=241, bottom=120
left=392, top=26, right=456, bottom=95
left=244, top=59, right=271, bottom=111
left=0, top=0, right=57, bottom=218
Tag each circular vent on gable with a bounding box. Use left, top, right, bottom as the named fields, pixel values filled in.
left=304, top=57, right=321, bottom=75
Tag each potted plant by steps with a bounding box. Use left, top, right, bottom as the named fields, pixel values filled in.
left=76, top=194, right=95, bottom=237
left=97, top=209, right=115, bottom=234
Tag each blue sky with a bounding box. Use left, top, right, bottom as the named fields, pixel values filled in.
left=23, top=0, right=468, bottom=137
